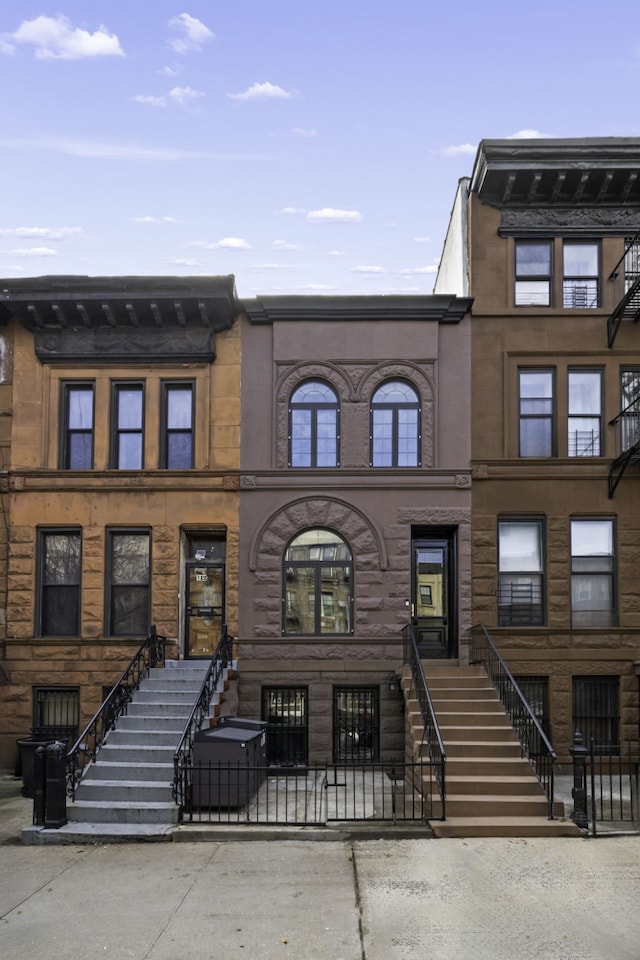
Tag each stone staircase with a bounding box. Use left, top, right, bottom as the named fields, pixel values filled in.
left=406, top=663, right=581, bottom=838
left=63, top=659, right=222, bottom=838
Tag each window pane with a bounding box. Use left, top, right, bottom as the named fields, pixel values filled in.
left=372, top=381, right=418, bottom=404
left=117, top=388, right=143, bottom=428
left=291, top=408, right=312, bottom=467
left=68, top=434, right=93, bottom=470
left=499, top=522, right=542, bottom=572
left=515, top=281, right=550, bottom=306
left=43, top=533, right=81, bottom=584
left=516, top=242, right=551, bottom=276
left=118, top=434, right=143, bottom=469
left=569, top=372, right=600, bottom=414
left=166, top=433, right=193, bottom=469
left=167, top=387, right=192, bottom=429
left=292, top=382, right=336, bottom=404
left=520, top=419, right=552, bottom=457
left=564, top=243, right=598, bottom=277
left=41, top=533, right=81, bottom=636
left=111, top=533, right=149, bottom=584
left=111, top=585, right=149, bottom=635
left=68, top=387, right=93, bottom=428
left=397, top=408, right=418, bottom=466
left=316, top=409, right=337, bottom=466
left=571, top=520, right=613, bottom=558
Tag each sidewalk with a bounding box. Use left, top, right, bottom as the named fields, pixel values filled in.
left=2, top=774, right=640, bottom=959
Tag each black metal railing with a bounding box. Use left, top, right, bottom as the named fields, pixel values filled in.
left=586, top=739, right=640, bottom=836
left=470, top=624, right=556, bottom=818
left=607, top=394, right=640, bottom=497
left=181, top=759, right=436, bottom=825
left=607, top=232, right=640, bottom=348
left=402, top=623, right=446, bottom=819
left=172, top=625, right=233, bottom=808
left=65, top=626, right=166, bottom=798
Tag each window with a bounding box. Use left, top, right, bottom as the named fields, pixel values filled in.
left=333, top=687, right=379, bottom=762
left=570, top=519, right=615, bottom=627
left=620, top=368, right=640, bottom=450
left=519, top=370, right=554, bottom=457
left=111, top=382, right=144, bottom=469
left=284, top=529, right=352, bottom=635
left=262, top=687, right=308, bottom=764
left=33, top=687, right=79, bottom=742
left=563, top=242, right=599, bottom=308
left=107, top=530, right=150, bottom=636
left=38, top=530, right=81, bottom=636
left=371, top=380, right=420, bottom=467
left=573, top=676, right=619, bottom=753
left=515, top=241, right=552, bottom=306
left=289, top=381, right=339, bottom=467
left=568, top=369, right=602, bottom=456
left=498, top=520, right=544, bottom=626
left=161, top=381, right=194, bottom=469
left=61, top=383, right=94, bottom=469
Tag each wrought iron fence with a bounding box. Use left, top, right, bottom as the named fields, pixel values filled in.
left=470, top=624, right=556, bottom=817
left=172, top=626, right=233, bottom=808
left=402, top=623, right=446, bottom=819
left=180, top=759, right=437, bottom=826
left=587, top=739, right=640, bottom=836
left=65, top=627, right=166, bottom=798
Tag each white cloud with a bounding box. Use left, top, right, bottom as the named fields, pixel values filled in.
left=296, top=283, right=334, bottom=291
left=272, top=239, right=302, bottom=251
left=228, top=81, right=295, bottom=101
left=0, top=135, right=272, bottom=162
left=413, top=236, right=431, bottom=244
left=279, top=206, right=306, bottom=215
left=252, top=263, right=288, bottom=270
left=2, top=15, right=124, bottom=60
left=508, top=129, right=552, bottom=139
left=132, top=94, right=167, bottom=108
left=159, top=65, right=180, bottom=77
left=292, top=127, right=318, bottom=138
left=131, top=216, right=176, bottom=223
left=307, top=208, right=363, bottom=224
left=327, top=249, right=346, bottom=257
left=353, top=265, right=384, bottom=274
left=439, top=142, right=478, bottom=157
left=6, top=246, right=57, bottom=257
left=168, top=14, right=214, bottom=54
left=188, top=237, right=252, bottom=251
left=171, top=257, right=200, bottom=267
left=399, top=264, right=439, bottom=276
left=0, top=226, right=81, bottom=240
left=169, top=85, right=204, bottom=105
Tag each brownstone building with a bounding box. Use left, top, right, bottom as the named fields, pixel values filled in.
left=237, top=295, right=473, bottom=763
left=0, top=276, right=241, bottom=770
left=436, top=138, right=640, bottom=759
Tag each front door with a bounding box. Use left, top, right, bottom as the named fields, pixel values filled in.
left=185, top=563, right=225, bottom=658
left=412, top=532, right=456, bottom=658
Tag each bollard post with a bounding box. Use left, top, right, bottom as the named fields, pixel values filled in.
left=33, top=744, right=47, bottom=826
left=44, top=741, right=68, bottom=829
left=569, top=730, right=588, bottom=829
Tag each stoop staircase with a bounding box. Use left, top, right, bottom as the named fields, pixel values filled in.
left=407, top=663, right=581, bottom=838
left=64, top=660, right=220, bottom=838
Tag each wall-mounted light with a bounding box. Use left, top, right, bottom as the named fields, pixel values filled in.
left=388, top=672, right=399, bottom=693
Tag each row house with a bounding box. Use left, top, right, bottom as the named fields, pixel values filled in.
left=436, top=137, right=640, bottom=759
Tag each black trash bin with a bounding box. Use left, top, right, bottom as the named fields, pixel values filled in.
left=192, top=721, right=266, bottom=808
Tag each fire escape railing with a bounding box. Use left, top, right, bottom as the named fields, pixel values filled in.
left=608, top=397, right=640, bottom=498
left=470, top=624, right=556, bottom=819
left=402, top=623, right=446, bottom=819
left=607, top=231, right=640, bottom=348
left=172, top=625, right=233, bottom=810
left=65, top=626, right=166, bottom=799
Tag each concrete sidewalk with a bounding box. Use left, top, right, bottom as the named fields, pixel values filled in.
left=3, top=774, right=640, bottom=959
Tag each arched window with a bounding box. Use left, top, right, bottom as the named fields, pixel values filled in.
left=283, top=529, right=353, bottom=635
left=370, top=380, right=420, bottom=467
left=289, top=381, right=339, bottom=467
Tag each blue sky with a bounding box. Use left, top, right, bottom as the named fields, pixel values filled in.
left=2, top=1, right=640, bottom=296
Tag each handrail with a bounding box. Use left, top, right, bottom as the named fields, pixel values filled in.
left=172, top=626, right=233, bottom=808
left=607, top=273, right=640, bottom=347
left=402, top=623, right=446, bottom=819
left=470, top=624, right=556, bottom=818
left=65, top=626, right=166, bottom=798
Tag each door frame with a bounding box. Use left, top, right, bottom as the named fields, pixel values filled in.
left=411, top=526, right=458, bottom=659
left=184, top=560, right=225, bottom=659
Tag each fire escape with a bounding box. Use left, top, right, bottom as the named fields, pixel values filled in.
left=608, top=234, right=640, bottom=497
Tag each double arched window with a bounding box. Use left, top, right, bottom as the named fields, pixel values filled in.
left=370, top=380, right=420, bottom=467
left=289, top=381, right=339, bottom=467
left=283, top=529, right=353, bottom=635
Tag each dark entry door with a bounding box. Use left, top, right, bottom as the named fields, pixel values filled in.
left=185, top=563, right=224, bottom=658
left=412, top=534, right=456, bottom=658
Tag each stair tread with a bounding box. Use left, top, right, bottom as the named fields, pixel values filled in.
left=71, top=799, right=177, bottom=809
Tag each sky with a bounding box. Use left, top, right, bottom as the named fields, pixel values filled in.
left=2, top=1, right=640, bottom=298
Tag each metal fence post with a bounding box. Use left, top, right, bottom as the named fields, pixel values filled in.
left=33, top=745, right=47, bottom=826
left=44, top=741, right=68, bottom=829
left=569, top=731, right=588, bottom=830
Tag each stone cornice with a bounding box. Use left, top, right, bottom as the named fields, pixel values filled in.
left=243, top=294, right=474, bottom=325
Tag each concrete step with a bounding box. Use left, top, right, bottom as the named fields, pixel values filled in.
left=127, top=701, right=194, bottom=718
left=446, top=757, right=533, bottom=776
left=87, top=761, right=174, bottom=782
left=117, top=716, right=185, bottom=732
left=438, top=725, right=518, bottom=742
left=106, top=730, right=182, bottom=747
left=443, top=740, right=523, bottom=758
left=133, top=689, right=201, bottom=704
left=429, top=688, right=497, bottom=701
left=67, top=800, right=179, bottom=825
left=445, top=793, right=550, bottom=817
left=430, top=816, right=582, bottom=838
left=97, top=743, right=176, bottom=764
left=75, top=779, right=173, bottom=803
left=446, top=776, right=545, bottom=796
